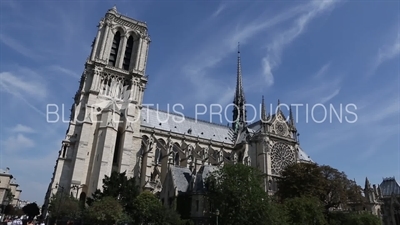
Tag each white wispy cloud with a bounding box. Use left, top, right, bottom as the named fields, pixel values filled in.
left=375, top=32, right=400, bottom=67
left=48, top=65, right=80, bottom=78
left=360, top=124, right=399, bottom=160
left=314, top=62, right=332, bottom=78
left=1, top=134, right=35, bottom=152
left=0, top=34, right=42, bottom=60
left=311, top=81, right=399, bottom=157
left=177, top=0, right=341, bottom=105
left=211, top=4, right=226, bottom=18
left=320, top=88, right=341, bottom=104
left=261, top=0, right=339, bottom=86
left=0, top=70, right=47, bottom=99
left=218, top=87, right=235, bottom=106
left=11, top=124, right=36, bottom=133
left=0, top=68, right=49, bottom=117
left=287, top=62, right=342, bottom=104
left=369, top=28, right=400, bottom=76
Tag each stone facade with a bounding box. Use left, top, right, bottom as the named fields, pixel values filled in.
left=43, top=6, right=150, bottom=210
left=43, top=7, right=314, bottom=221
left=347, top=177, right=400, bottom=225
left=378, top=177, right=400, bottom=225
left=0, top=168, right=22, bottom=210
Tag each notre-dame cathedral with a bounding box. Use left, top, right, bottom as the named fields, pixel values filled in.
left=43, top=6, right=315, bottom=223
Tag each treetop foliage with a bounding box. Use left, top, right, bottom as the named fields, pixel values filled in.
left=48, top=164, right=381, bottom=225
left=22, top=202, right=40, bottom=220
left=277, top=163, right=366, bottom=211
left=206, top=163, right=281, bottom=225
left=206, top=163, right=381, bottom=225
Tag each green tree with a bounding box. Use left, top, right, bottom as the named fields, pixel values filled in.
left=329, top=212, right=381, bottom=225
left=129, top=191, right=187, bottom=225
left=48, top=192, right=80, bottom=220
left=131, top=191, right=164, bottom=224
left=206, top=163, right=282, bottom=225
left=13, top=208, right=24, bottom=217
left=86, top=196, right=124, bottom=224
left=319, top=165, right=353, bottom=211
left=22, top=202, right=40, bottom=220
left=160, top=207, right=192, bottom=225
left=4, top=205, right=15, bottom=215
left=277, top=163, right=325, bottom=201
left=5, top=191, right=13, bottom=203
left=277, top=163, right=362, bottom=213
left=346, top=179, right=366, bottom=207
left=87, top=171, right=139, bottom=214
left=283, top=196, right=326, bottom=225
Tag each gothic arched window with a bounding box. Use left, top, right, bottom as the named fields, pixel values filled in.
left=174, top=152, right=180, bottom=166
left=123, top=36, right=134, bottom=70
left=108, top=31, right=121, bottom=67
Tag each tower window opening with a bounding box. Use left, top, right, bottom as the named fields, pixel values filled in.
left=108, top=31, right=121, bottom=67
left=174, top=153, right=180, bottom=166
left=62, top=145, right=67, bottom=158
left=113, top=131, right=122, bottom=166
left=123, top=36, right=134, bottom=70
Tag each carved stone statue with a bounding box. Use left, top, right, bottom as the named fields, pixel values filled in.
left=218, top=150, right=224, bottom=163
left=98, top=20, right=104, bottom=30
left=168, top=152, right=174, bottom=165
left=203, top=148, right=208, bottom=160
left=246, top=156, right=251, bottom=166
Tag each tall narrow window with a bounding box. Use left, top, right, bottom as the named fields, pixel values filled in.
left=174, top=153, right=180, bottom=166
left=62, top=145, right=67, bottom=158
left=113, top=131, right=122, bottom=166
left=123, top=36, right=134, bottom=70
left=108, top=31, right=121, bottom=67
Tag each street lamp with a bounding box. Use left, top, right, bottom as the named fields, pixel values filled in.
left=215, top=209, right=219, bottom=225
left=1, top=199, right=10, bottom=222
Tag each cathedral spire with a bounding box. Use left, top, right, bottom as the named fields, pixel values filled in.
left=261, top=95, right=266, bottom=121
left=365, top=177, right=371, bottom=189
left=232, top=42, right=247, bottom=130
left=289, top=106, right=294, bottom=126
left=276, top=99, right=281, bottom=114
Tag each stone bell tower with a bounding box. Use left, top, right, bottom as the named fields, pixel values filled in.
left=47, top=6, right=150, bottom=201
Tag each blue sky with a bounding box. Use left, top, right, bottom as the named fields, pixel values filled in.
left=0, top=0, right=399, bottom=204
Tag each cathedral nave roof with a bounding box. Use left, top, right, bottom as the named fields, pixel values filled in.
left=141, top=107, right=233, bottom=144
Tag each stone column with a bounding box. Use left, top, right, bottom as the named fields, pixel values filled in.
left=99, top=23, right=111, bottom=61
left=135, top=37, right=143, bottom=71
left=91, top=21, right=103, bottom=61
left=117, top=35, right=128, bottom=69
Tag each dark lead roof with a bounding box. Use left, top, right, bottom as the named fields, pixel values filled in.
left=380, top=177, right=400, bottom=197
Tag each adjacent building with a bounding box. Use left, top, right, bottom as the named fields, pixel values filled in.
left=378, top=177, right=400, bottom=225
left=0, top=168, right=22, bottom=207
left=350, top=176, right=400, bottom=225
left=0, top=168, right=13, bottom=207
left=0, top=168, right=23, bottom=220
left=43, top=7, right=314, bottom=222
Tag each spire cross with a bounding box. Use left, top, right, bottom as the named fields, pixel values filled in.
left=238, top=42, right=240, bottom=54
